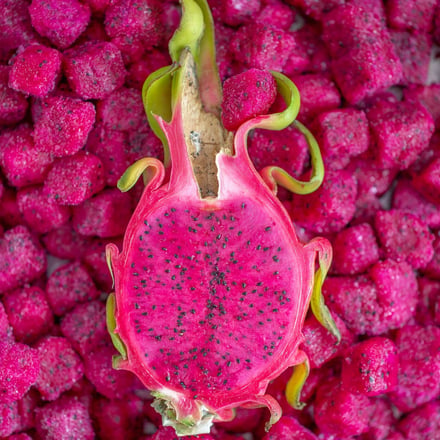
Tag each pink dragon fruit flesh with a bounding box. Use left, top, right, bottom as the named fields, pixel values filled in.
left=106, top=0, right=339, bottom=436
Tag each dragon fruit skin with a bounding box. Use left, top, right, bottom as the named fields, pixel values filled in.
left=106, top=0, right=337, bottom=436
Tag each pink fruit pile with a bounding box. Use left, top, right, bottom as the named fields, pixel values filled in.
left=0, top=0, right=439, bottom=439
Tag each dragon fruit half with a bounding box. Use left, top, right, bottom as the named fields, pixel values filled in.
left=106, top=0, right=339, bottom=436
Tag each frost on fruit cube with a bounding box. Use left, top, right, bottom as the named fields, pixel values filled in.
left=392, top=179, right=440, bottom=229
left=84, top=344, right=136, bottom=399
left=220, top=0, right=261, bottom=26
left=248, top=125, right=309, bottom=178
left=46, top=261, right=99, bottom=316
left=404, top=84, right=440, bottom=129
left=3, top=286, right=53, bottom=343
left=29, top=0, right=91, bottom=49
left=86, top=125, right=131, bottom=186
left=221, top=69, right=277, bottom=131
left=290, top=169, right=357, bottom=234
left=301, top=314, right=353, bottom=368
left=262, top=415, right=318, bottom=440
left=0, top=66, right=28, bottom=125
left=60, top=300, right=107, bottom=356
left=33, top=95, right=95, bottom=158
left=72, top=188, right=132, bottom=237
left=374, top=209, right=434, bottom=269
left=0, top=225, right=46, bottom=295
left=17, top=186, right=71, bottom=234
left=257, top=0, right=295, bottom=30
left=366, top=99, right=434, bottom=170
left=9, top=44, right=62, bottom=97
left=92, top=395, right=145, bottom=440
left=413, top=157, right=440, bottom=206
left=127, top=123, right=164, bottom=166
left=35, top=395, right=94, bottom=440
left=35, top=336, right=84, bottom=401
left=0, top=123, right=53, bottom=187
left=0, top=0, right=37, bottom=59
left=43, top=151, right=105, bottom=206
left=0, top=340, right=40, bottom=404
left=390, top=30, right=432, bottom=85
left=290, top=74, right=341, bottom=124
left=231, top=22, right=296, bottom=71
left=63, top=41, right=126, bottom=100
left=386, top=0, right=437, bottom=32
left=322, top=4, right=402, bottom=104
left=42, top=223, right=93, bottom=260
left=363, top=398, right=396, bottom=440
left=331, top=223, right=380, bottom=275
left=312, top=108, right=369, bottom=170
left=398, top=401, right=440, bottom=440
left=341, top=337, right=398, bottom=396
left=104, top=0, right=164, bottom=58
left=314, top=378, right=374, bottom=438
left=324, top=260, right=418, bottom=336
left=0, top=401, right=20, bottom=437
left=390, top=325, right=440, bottom=411
left=97, top=86, right=145, bottom=132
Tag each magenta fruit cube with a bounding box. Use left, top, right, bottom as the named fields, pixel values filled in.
left=34, top=336, right=84, bottom=401
left=386, top=0, right=437, bottom=32
left=0, top=401, right=20, bottom=437
left=63, top=41, right=126, bottom=100
left=262, top=415, right=318, bottom=440
left=404, top=84, right=440, bottom=129
left=221, top=0, right=261, bottom=26
left=45, top=261, right=99, bottom=316
left=221, top=68, right=277, bottom=131
left=0, top=225, right=46, bottom=295
left=398, top=401, right=440, bottom=440
left=0, top=66, right=28, bottom=126
left=43, top=151, right=105, bottom=206
left=413, top=157, right=440, bottom=205
left=8, top=44, right=62, bottom=97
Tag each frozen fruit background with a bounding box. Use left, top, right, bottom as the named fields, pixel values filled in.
left=1, top=0, right=440, bottom=439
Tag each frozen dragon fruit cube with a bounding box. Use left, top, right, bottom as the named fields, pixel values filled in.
left=0, top=188, right=24, bottom=228
left=390, top=325, right=440, bottom=411
left=8, top=44, right=62, bottom=97
left=0, top=225, right=46, bottom=295
left=404, top=84, right=440, bottom=129
left=0, top=66, right=28, bottom=125
left=390, top=30, right=432, bottom=85
left=0, top=401, right=20, bottom=437
left=29, top=0, right=91, bottom=49
left=416, top=277, right=440, bottom=326
left=72, top=188, right=132, bottom=237
left=374, top=209, right=435, bottom=269
left=0, top=123, right=53, bottom=187
left=0, top=339, right=40, bottom=404
left=221, top=68, right=277, bottom=131
left=34, top=336, right=84, bottom=401
left=257, top=0, right=296, bottom=30
left=331, top=223, right=380, bottom=275
left=220, top=0, right=261, bottom=26
left=84, top=344, right=136, bottom=399
left=262, top=415, right=318, bottom=440
left=231, top=22, right=296, bottom=71
left=60, top=300, right=107, bottom=356
left=423, top=235, right=440, bottom=279
left=367, top=98, right=434, bottom=170
left=413, top=157, right=440, bottom=205
left=42, top=223, right=93, bottom=260
left=104, top=0, right=164, bottom=51
left=45, top=261, right=100, bottom=316
left=3, top=286, right=53, bottom=343
left=290, top=169, right=357, bottom=234
left=341, top=337, right=398, bottom=396
left=363, top=398, right=397, bottom=440
left=392, top=178, right=440, bottom=229
left=43, top=151, right=105, bottom=205
left=314, top=378, right=374, bottom=438
left=285, top=0, right=345, bottom=20
left=34, top=395, right=94, bottom=439
left=290, top=74, right=341, bottom=124
left=386, top=0, right=437, bottom=32
left=63, top=41, right=126, bottom=100
left=398, top=401, right=440, bottom=440
left=17, top=185, right=71, bottom=234
left=322, top=3, right=402, bottom=104
left=32, top=95, right=96, bottom=158
left=97, top=86, right=145, bottom=132
left=312, top=108, right=369, bottom=170
left=0, top=301, right=10, bottom=336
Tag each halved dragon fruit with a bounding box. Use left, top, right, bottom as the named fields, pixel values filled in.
left=106, top=0, right=338, bottom=436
